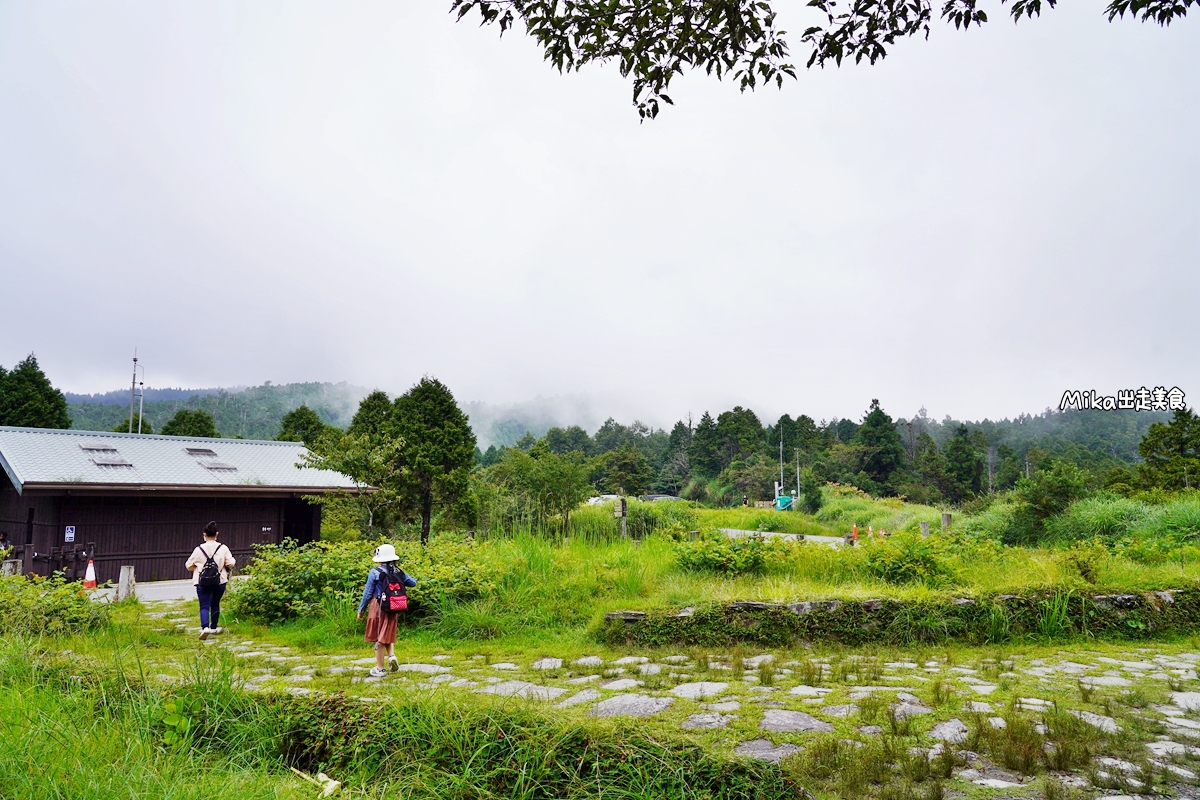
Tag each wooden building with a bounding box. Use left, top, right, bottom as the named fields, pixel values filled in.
left=0, top=426, right=365, bottom=583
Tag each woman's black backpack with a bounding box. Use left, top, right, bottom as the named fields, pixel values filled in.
left=198, top=544, right=224, bottom=588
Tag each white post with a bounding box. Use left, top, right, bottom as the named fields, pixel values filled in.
left=117, top=565, right=136, bottom=601
left=920, top=521, right=930, bottom=538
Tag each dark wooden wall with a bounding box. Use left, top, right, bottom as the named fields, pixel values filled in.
left=0, top=474, right=320, bottom=584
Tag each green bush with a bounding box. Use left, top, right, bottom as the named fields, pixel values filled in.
left=1045, top=495, right=1153, bottom=544
left=228, top=537, right=501, bottom=623
left=861, top=531, right=957, bottom=586
left=674, top=532, right=794, bottom=575
left=0, top=574, right=110, bottom=636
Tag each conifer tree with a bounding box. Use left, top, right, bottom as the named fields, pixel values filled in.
left=0, top=354, right=71, bottom=429
left=388, top=377, right=476, bottom=545
left=854, top=399, right=904, bottom=488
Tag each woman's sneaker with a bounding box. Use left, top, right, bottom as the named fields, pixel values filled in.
left=198, top=628, right=212, bottom=640
left=387, top=656, right=400, bottom=673
left=368, top=666, right=387, bottom=678
left=210, top=627, right=224, bottom=635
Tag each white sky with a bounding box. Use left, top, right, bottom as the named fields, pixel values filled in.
left=1, top=1, right=1197, bottom=429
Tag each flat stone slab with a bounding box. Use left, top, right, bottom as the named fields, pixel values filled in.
left=566, top=674, right=600, bottom=684
left=662, top=655, right=689, bottom=663
left=601, top=678, right=642, bottom=691
left=1070, top=710, right=1121, bottom=733
left=734, top=739, right=801, bottom=764
left=858, top=725, right=883, bottom=735
left=743, top=655, right=775, bottom=668
left=591, top=694, right=674, bottom=718
left=671, top=682, right=729, bottom=699
left=968, top=684, right=997, bottom=695
left=760, top=709, right=834, bottom=733
left=532, top=658, right=563, bottom=670
left=475, top=681, right=567, bottom=701
left=556, top=688, right=601, bottom=708
left=1081, top=676, right=1132, bottom=687
left=929, top=718, right=969, bottom=743
left=574, top=656, right=604, bottom=667
left=788, top=685, right=833, bottom=697
left=892, top=702, right=933, bottom=719
left=613, top=656, right=649, bottom=665
left=682, top=712, right=734, bottom=729
left=967, top=701, right=994, bottom=713
left=491, top=662, right=520, bottom=671
left=703, top=700, right=742, bottom=712
left=1173, top=692, right=1200, bottom=710
left=394, top=663, right=452, bottom=674
left=821, top=704, right=858, bottom=718
left=637, top=663, right=662, bottom=675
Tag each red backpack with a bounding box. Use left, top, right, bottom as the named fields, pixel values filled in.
left=379, top=565, right=408, bottom=612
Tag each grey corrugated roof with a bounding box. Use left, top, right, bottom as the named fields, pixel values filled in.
left=0, top=426, right=366, bottom=494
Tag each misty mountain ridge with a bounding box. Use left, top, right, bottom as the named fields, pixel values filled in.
left=65, top=380, right=1169, bottom=462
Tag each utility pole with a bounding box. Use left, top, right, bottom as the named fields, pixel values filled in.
left=795, top=447, right=801, bottom=498
left=779, top=427, right=785, bottom=494
left=128, top=351, right=138, bottom=433
left=127, top=351, right=144, bottom=433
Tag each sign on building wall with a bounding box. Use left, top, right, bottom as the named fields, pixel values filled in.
left=65, top=526, right=75, bottom=543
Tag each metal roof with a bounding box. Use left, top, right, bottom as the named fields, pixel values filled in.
left=0, top=426, right=368, bottom=495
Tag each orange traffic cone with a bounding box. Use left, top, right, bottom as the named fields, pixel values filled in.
left=83, top=559, right=97, bottom=589
left=851, top=523, right=858, bottom=542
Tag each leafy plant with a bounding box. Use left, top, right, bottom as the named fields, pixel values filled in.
left=228, top=537, right=500, bottom=623
left=0, top=574, right=109, bottom=636
left=862, top=531, right=957, bottom=586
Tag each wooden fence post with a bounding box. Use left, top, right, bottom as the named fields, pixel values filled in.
left=117, top=565, right=136, bottom=601
left=941, top=513, right=952, bottom=532
left=920, top=522, right=930, bottom=537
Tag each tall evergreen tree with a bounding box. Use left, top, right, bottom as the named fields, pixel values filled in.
left=160, top=409, right=219, bottom=438
left=112, top=414, right=153, bottom=435
left=348, top=390, right=393, bottom=441
left=277, top=405, right=330, bottom=446
left=715, top=406, right=763, bottom=469
left=943, top=424, right=984, bottom=501
left=0, top=354, right=71, bottom=429
left=687, top=412, right=723, bottom=479
left=1138, top=408, right=1200, bottom=490
left=544, top=425, right=593, bottom=455
left=854, top=399, right=904, bottom=488
left=388, top=377, right=476, bottom=545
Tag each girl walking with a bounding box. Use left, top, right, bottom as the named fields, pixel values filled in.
left=185, top=521, right=236, bottom=640
left=357, top=543, right=417, bottom=678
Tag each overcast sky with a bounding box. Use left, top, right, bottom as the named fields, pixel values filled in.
left=1, top=1, right=1197, bottom=430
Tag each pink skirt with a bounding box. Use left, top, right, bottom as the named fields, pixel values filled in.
left=363, top=598, right=398, bottom=644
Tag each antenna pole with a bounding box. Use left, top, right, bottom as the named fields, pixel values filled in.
left=128, top=351, right=138, bottom=433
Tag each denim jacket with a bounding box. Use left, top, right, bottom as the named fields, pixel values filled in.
left=358, top=564, right=417, bottom=614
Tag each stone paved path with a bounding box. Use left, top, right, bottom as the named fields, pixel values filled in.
left=138, top=603, right=1200, bottom=797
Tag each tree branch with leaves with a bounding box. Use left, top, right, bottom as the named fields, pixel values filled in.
left=451, top=0, right=1195, bottom=117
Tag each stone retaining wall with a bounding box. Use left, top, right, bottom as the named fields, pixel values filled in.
left=600, top=588, right=1200, bottom=648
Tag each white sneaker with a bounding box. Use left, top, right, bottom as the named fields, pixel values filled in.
left=387, top=656, right=400, bottom=673
left=368, top=667, right=387, bottom=678
left=210, top=627, right=224, bottom=635
left=198, top=628, right=211, bottom=640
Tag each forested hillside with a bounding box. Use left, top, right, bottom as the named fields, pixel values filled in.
left=69, top=382, right=368, bottom=439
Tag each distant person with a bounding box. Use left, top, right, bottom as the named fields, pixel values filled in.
left=0, top=531, right=11, bottom=557
left=742, top=494, right=748, bottom=507
left=357, top=544, right=417, bottom=678
left=186, top=521, right=236, bottom=640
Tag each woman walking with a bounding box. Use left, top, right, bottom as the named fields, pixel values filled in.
left=357, top=543, right=417, bottom=678
left=185, top=521, right=236, bottom=640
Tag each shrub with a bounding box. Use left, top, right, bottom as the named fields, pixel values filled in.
left=674, top=532, right=794, bottom=576
left=1045, top=496, right=1153, bottom=545
left=0, top=574, right=109, bottom=636
left=228, top=537, right=501, bottom=623
left=862, top=531, right=957, bottom=586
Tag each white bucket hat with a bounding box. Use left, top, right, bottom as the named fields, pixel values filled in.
left=372, top=543, right=398, bottom=563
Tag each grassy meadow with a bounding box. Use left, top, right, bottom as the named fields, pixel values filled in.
left=8, top=487, right=1200, bottom=799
